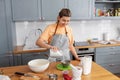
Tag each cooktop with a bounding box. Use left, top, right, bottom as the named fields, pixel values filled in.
left=74, top=41, right=90, bottom=46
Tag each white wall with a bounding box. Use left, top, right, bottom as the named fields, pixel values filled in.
left=16, top=20, right=120, bottom=46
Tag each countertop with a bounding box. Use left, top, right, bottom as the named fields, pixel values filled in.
left=13, top=40, right=120, bottom=54
left=75, top=40, right=120, bottom=48
left=0, top=60, right=119, bottom=80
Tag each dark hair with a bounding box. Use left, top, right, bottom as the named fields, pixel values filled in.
left=58, top=8, right=71, bottom=18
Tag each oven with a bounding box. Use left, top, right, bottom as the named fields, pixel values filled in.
left=75, top=48, right=95, bottom=61
left=73, top=41, right=95, bottom=61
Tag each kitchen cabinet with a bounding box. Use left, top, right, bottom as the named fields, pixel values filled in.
left=21, top=52, right=48, bottom=65
left=41, top=0, right=66, bottom=21
left=93, top=0, right=120, bottom=19
left=0, top=0, right=16, bottom=67
left=12, top=0, right=39, bottom=21
left=67, top=0, right=92, bottom=20
left=14, top=52, right=49, bottom=65
left=95, top=46, right=120, bottom=73
left=11, top=0, right=66, bottom=21
left=11, top=0, right=93, bottom=21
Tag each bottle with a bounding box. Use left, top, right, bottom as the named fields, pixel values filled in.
left=118, top=8, right=120, bottom=16
left=103, top=7, right=107, bottom=16
left=115, top=9, right=118, bottom=16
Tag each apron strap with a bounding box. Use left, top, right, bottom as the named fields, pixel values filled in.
left=53, top=23, right=68, bottom=36
left=53, top=23, right=58, bottom=36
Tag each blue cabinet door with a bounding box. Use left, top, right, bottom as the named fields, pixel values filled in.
left=68, top=0, right=92, bottom=20
left=41, top=0, right=65, bottom=21
left=12, top=0, right=40, bottom=21
left=0, top=0, right=14, bottom=67
left=0, top=0, right=9, bottom=55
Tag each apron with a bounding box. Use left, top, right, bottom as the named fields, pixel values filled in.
left=49, top=25, right=71, bottom=61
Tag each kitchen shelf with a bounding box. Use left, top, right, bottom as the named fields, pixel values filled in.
left=95, top=1, right=120, bottom=3
left=94, top=0, right=120, bottom=19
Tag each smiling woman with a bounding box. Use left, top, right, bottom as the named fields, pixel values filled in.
left=36, top=8, right=80, bottom=61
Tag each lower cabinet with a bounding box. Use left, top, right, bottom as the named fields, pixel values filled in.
left=14, top=51, right=49, bottom=65
left=95, top=46, right=120, bottom=74
left=0, top=54, right=13, bottom=67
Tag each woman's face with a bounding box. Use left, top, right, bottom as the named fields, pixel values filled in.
left=58, top=16, right=70, bottom=26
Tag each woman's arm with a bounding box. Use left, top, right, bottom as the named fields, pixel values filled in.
left=36, top=38, right=51, bottom=49
left=69, top=44, right=80, bottom=60
left=36, top=38, right=58, bottom=51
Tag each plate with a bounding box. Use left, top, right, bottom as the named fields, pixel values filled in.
left=56, top=63, right=71, bottom=71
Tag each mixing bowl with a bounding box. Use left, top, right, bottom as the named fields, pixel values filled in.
left=28, top=59, right=50, bottom=72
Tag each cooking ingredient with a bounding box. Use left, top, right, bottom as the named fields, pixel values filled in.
left=63, top=70, right=72, bottom=80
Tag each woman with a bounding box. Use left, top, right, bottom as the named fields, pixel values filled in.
left=36, top=8, right=80, bottom=61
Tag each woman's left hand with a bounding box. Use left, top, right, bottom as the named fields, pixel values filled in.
left=75, top=56, right=80, bottom=61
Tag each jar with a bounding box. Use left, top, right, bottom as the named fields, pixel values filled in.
left=118, top=8, right=120, bottom=16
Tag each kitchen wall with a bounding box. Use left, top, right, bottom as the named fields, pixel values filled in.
left=16, top=20, right=120, bottom=46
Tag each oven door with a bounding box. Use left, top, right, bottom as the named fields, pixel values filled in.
left=77, top=52, right=95, bottom=61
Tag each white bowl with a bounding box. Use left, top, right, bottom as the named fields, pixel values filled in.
left=28, top=59, right=50, bottom=72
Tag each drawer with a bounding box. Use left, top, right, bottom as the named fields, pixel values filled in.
left=101, top=62, right=120, bottom=74
left=95, top=54, right=120, bottom=64
left=95, top=50, right=120, bottom=55
left=95, top=47, right=118, bottom=53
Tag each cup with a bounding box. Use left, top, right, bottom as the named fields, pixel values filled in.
left=71, top=66, right=82, bottom=80
left=81, top=56, right=92, bottom=75
left=48, top=74, right=58, bottom=80
left=61, top=60, right=70, bottom=68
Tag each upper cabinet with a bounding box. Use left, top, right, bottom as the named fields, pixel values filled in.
left=11, top=0, right=66, bottom=21
left=67, top=0, right=92, bottom=20
left=93, top=0, right=120, bottom=19
left=11, top=0, right=92, bottom=21
left=12, top=0, right=40, bottom=21
left=41, top=0, right=66, bottom=21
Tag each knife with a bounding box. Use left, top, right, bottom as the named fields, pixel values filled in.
left=15, top=72, right=37, bottom=78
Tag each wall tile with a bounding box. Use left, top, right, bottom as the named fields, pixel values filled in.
left=15, top=20, right=120, bottom=45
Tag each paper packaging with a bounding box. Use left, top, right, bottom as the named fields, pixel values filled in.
left=70, top=64, right=82, bottom=80
left=80, top=56, right=92, bottom=75
left=0, top=75, right=11, bottom=80
left=50, top=49, right=63, bottom=57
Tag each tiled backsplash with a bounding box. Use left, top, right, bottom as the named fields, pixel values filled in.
left=16, top=20, right=120, bottom=46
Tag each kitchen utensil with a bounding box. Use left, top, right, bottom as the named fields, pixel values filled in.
left=80, top=56, right=92, bottom=75
left=102, top=33, right=110, bottom=41
left=28, top=59, right=50, bottom=72
left=15, top=72, right=37, bottom=78
left=71, top=65, right=82, bottom=80
left=61, top=60, right=70, bottom=68
left=56, top=63, right=71, bottom=71
left=48, top=74, right=58, bottom=80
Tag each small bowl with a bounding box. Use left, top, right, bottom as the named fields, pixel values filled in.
left=28, top=59, right=50, bottom=73
left=61, top=60, right=70, bottom=68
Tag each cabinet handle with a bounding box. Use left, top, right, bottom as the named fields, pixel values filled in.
left=109, top=52, right=116, bottom=55
left=41, top=17, right=45, bottom=20
left=108, top=64, right=115, bottom=66
left=109, top=47, right=115, bottom=49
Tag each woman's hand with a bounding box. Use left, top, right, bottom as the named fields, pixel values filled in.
left=50, top=46, right=58, bottom=52
left=75, top=56, right=80, bottom=61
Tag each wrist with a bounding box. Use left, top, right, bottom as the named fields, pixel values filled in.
left=47, top=44, right=52, bottom=49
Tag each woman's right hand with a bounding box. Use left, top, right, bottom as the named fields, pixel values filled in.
left=49, top=46, right=58, bottom=52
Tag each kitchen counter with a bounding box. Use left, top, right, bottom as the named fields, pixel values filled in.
left=75, top=40, right=120, bottom=49
left=13, top=40, right=120, bottom=54
left=0, top=60, right=119, bottom=80
left=13, top=46, right=48, bottom=54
